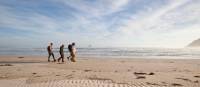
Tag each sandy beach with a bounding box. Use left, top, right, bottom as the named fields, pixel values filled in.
left=0, top=55, right=200, bottom=87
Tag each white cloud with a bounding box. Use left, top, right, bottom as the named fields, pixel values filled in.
left=0, top=6, right=58, bottom=33
left=106, top=0, right=200, bottom=48
left=0, top=3, right=113, bottom=47
left=0, top=0, right=200, bottom=48
left=117, top=0, right=189, bottom=33
left=0, top=5, right=70, bottom=47
left=58, top=0, right=130, bottom=17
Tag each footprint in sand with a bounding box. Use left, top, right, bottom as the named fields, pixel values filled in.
left=0, top=79, right=134, bottom=87
left=176, top=78, right=192, bottom=82
left=65, top=74, right=73, bottom=79
left=146, top=82, right=165, bottom=86
left=1, top=78, right=199, bottom=87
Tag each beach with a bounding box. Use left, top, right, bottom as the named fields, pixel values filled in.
left=0, top=56, right=199, bottom=87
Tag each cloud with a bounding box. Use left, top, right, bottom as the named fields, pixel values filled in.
left=0, top=1, right=114, bottom=47
left=57, top=0, right=130, bottom=17
left=117, top=0, right=189, bottom=33
left=0, top=0, right=199, bottom=48
left=106, top=0, right=200, bottom=48
left=0, top=4, right=69, bottom=47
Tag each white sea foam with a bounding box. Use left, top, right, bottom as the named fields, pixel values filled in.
left=0, top=47, right=200, bottom=59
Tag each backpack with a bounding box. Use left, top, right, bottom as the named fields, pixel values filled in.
left=68, top=44, right=72, bottom=52
left=47, top=46, right=51, bottom=52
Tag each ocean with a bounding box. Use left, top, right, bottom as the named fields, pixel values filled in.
left=0, top=47, right=200, bottom=59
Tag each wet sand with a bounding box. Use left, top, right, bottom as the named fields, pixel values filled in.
left=0, top=55, right=200, bottom=87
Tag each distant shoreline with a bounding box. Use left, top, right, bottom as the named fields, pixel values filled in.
left=0, top=47, right=200, bottom=59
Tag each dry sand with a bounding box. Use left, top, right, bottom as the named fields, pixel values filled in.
left=0, top=55, right=200, bottom=87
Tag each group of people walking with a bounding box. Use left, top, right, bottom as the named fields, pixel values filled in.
left=47, top=42, right=76, bottom=62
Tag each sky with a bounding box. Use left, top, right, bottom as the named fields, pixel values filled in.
left=0, top=0, right=200, bottom=48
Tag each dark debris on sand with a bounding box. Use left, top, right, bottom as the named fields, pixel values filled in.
left=84, top=69, right=92, bottom=72
left=134, top=72, right=155, bottom=79
left=148, top=72, right=155, bottom=75
left=134, top=72, right=155, bottom=75
left=136, top=76, right=146, bottom=79
left=32, top=73, right=37, bottom=75
left=18, top=57, right=24, bottom=58
left=194, top=75, right=200, bottom=78
left=0, top=64, right=13, bottom=66
left=56, top=75, right=60, bottom=76
left=134, top=72, right=147, bottom=75
left=171, top=83, right=183, bottom=86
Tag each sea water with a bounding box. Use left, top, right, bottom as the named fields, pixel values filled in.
left=0, top=47, right=200, bottom=59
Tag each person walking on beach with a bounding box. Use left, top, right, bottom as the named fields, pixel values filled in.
left=71, top=42, right=76, bottom=62
left=58, top=44, right=65, bottom=62
left=67, top=42, right=76, bottom=62
left=47, top=43, right=56, bottom=62
left=67, top=44, right=72, bottom=61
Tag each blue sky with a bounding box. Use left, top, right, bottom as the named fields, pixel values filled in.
left=0, top=0, right=200, bottom=48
